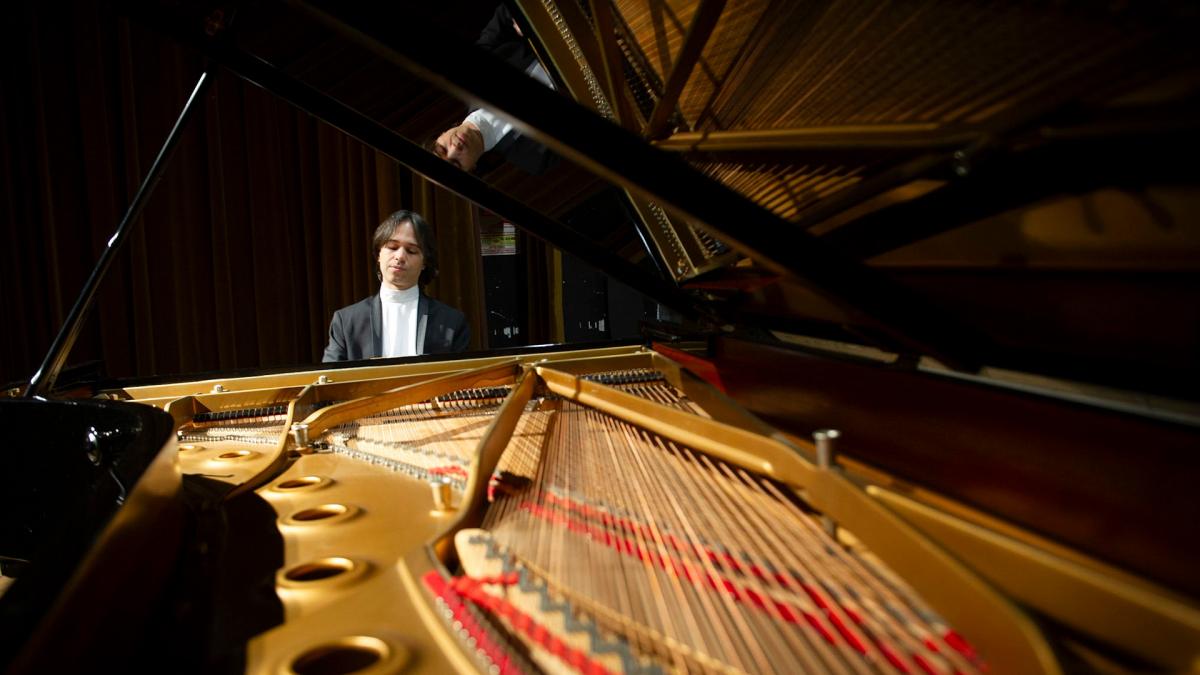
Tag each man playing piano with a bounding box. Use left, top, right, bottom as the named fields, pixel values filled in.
left=322, top=210, right=470, bottom=361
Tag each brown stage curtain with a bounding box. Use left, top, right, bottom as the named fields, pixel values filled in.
left=523, top=235, right=564, bottom=345
left=0, top=0, right=486, bottom=386
left=409, top=177, right=487, bottom=352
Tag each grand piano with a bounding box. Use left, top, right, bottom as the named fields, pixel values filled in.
left=2, top=1, right=1199, bottom=673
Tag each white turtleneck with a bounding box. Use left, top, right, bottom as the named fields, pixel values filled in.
left=380, top=284, right=420, bottom=357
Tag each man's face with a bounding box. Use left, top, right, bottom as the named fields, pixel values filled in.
left=433, top=122, right=484, bottom=171
left=378, top=220, right=425, bottom=291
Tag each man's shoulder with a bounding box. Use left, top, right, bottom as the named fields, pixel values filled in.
left=333, top=295, right=378, bottom=319
left=424, top=295, right=466, bottom=322
left=424, top=295, right=461, bottom=313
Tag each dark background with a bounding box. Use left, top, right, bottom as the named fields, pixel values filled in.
left=0, top=0, right=650, bottom=387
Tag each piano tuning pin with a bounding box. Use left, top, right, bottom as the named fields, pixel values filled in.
left=430, top=476, right=455, bottom=513
left=291, top=423, right=310, bottom=448
left=813, top=429, right=840, bottom=470
left=814, top=429, right=841, bottom=536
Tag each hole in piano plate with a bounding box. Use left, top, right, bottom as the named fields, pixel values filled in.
left=283, top=503, right=360, bottom=526
left=284, top=557, right=356, bottom=582
left=291, top=504, right=347, bottom=521
left=178, top=444, right=203, bottom=452
left=214, top=450, right=259, bottom=461
left=289, top=635, right=396, bottom=675
left=273, top=475, right=331, bottom=491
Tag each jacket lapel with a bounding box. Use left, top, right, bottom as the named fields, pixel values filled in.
left=369, top=294, right=383, bottom=359
left=416, top=293, right=429, bottom=354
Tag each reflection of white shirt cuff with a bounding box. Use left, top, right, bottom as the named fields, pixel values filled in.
left=464, top=108, right=510, bottom=152
left=463, top=61, right=554, bottom=152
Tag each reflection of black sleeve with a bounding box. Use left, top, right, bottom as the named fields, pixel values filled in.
left=476, top=4, right=536, bottom=70
left=493, top=133, right=559, bottom=175
left=476, top=5, right=512, bottom=51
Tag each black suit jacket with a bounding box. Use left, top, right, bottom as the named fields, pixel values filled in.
left=322, top=293, right=470, bottom=362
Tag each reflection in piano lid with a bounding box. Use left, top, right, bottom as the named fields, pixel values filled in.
left=2, top=1, right=1200, bottom=674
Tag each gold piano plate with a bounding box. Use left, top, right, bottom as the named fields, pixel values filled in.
left=110, top=348, right=1200, bottom=674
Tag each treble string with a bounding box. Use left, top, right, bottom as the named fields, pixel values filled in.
left=471, top=375, right=981, bottom=674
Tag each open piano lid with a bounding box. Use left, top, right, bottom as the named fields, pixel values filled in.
left=5, top=2, right=1200, bottom=673
left=122, top=0, right=1200, bottom=399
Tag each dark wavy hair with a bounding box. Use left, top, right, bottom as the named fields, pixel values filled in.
left=424, top=130, right=489, bottom=175
left=372, top=209, right=438, bottom=287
